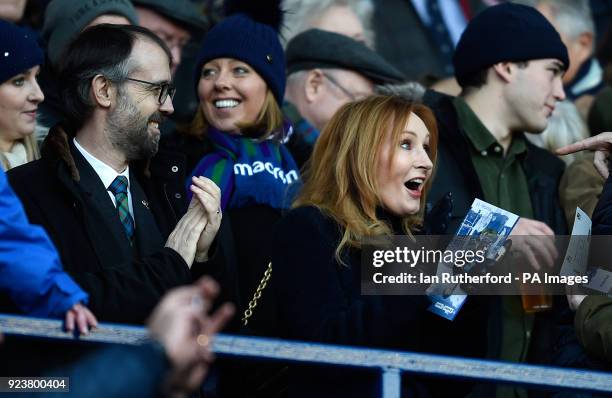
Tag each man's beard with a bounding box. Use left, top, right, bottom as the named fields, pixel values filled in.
left=107, top=94, right=163, bottom=161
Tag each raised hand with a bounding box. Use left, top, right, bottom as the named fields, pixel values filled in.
left=556, top=132, right=612, bottom=179
left=189, top=177, right=222, bottom=263
left=147, top=277, right=235, bottom=396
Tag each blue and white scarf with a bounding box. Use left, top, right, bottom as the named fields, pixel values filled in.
left=188, top=127, right=301, bottom=211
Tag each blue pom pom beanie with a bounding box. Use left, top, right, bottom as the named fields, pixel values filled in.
left=194, top=13, right=286, bottom=104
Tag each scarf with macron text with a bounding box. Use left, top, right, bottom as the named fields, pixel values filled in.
left=188, top=128, right=301, bottom=211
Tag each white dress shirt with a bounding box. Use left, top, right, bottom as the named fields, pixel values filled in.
left=73, top=138, right=135, bottom=220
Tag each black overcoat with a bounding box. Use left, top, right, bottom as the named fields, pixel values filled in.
left=7, top=125, right=234, bottom=324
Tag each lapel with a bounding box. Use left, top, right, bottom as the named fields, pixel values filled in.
left=70, top=142, right=133, bottom=267
left=129, top=168, right=164, bottom=258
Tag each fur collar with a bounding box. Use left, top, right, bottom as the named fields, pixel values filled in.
left=41, top=124, right=80, bottom=182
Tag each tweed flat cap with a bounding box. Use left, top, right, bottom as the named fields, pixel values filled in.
left=286, top=29, right=405, bottom=84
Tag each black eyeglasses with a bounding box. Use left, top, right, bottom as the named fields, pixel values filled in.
left=125, top=77, right=176, bottom=105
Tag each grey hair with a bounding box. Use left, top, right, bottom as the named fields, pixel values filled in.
left=281, top=0, right=375, bottom=48
left=376, top=81, right=426, bottom=102
left=285, top=68, right=358, bottom=81
left=512, top=0, right=594, bottom=41
left=286, top=69, right=308, bottom=83
left=525, top=100, right=589, bottom=166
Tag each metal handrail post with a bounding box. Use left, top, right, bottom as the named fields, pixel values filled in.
left=382, top=367, right=401, bottom=398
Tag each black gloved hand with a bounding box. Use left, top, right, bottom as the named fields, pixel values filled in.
left=423, top=192, right=453, bottom=235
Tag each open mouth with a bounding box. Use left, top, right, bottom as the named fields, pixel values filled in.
left=404, top=177, right=425, bottom=192
left=214, top=99, right=240, bottom=109
left=147, top=113, right=164, bottom=131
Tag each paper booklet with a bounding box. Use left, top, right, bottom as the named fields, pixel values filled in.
left=427, top=199, right=519, bottom=320
left=561, top=208, right=612, bottom=295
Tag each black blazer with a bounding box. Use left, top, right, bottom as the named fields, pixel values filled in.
left=7, top=126, right=230, bottom=324
left=372, top=0, right=487, bottom=81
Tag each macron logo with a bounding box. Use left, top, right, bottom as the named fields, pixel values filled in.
left=234, top=161, right=299, bottom=185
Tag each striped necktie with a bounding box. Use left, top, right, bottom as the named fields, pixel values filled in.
left=108, top=175, right=134, bottom=242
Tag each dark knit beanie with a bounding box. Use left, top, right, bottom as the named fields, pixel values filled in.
left=453, top=3, right=569, bottom=87
left=0, top=20, right=44, bottom=84
left=194, top=0, right=285, bottom=104
left=43, top=0, right=138, bottom=68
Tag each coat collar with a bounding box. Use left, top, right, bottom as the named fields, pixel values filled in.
left=41, top=124, right=165, bottom=260
left=423, top=89, right=567, bottom=234
left=40, top=123, right=153, bottom=183
left=423, top=89, right=484, bottom=199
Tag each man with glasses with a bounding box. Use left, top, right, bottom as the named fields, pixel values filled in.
left=133, top=0, right=208, bottom=132
left=8, top=24, right=228, bottom=325
left=283, top=29, right=405, bottom=168
left=37, top=0, right=139, bottom=139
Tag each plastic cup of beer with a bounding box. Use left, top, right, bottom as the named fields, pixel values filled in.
left=521, top=292, right=552, bottom=313
left=518, top=268, right=552, bottom=312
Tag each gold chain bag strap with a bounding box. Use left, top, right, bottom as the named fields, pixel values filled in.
left=241, top=262, right=288, bottom=397
left=242, top=262, right=273, bottom=326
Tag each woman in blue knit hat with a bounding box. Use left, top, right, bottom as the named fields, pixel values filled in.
left=182, top=0, right=299, bottom=327
left=0, top=19, right=98, bottom=336
left=0, top=20, right=45, bottom=171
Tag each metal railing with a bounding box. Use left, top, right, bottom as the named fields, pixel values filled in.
left=1, top=314, right=611, bottom=397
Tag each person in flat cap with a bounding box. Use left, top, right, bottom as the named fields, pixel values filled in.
left=133, top=0, right=208, bottom=76
left=133, top=0, right=209, bottom=131
left=421, top=3, right=571, bottom=396
left=284, top=28, right=404, bottom=167
left=42, top=0, right=138, bottom=68
left=37, top=0, right=138, bottom=139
